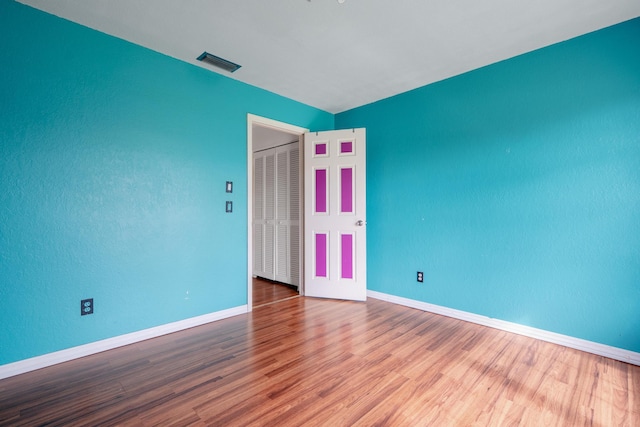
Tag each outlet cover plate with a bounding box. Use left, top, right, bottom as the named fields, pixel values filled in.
left=81, top=298, right=94, bottom=316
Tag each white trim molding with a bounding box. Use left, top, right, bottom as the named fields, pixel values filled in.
left=368, top=290, right=640, bottom=366
left=0, top=305, right=248, bottom=380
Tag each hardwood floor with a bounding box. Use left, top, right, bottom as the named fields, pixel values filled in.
left=1, top=296, right=638, bottom=426
left=252, top=277, right=298, bottom=308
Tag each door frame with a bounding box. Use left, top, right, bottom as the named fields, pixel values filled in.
left=247, top=114, right=308, bottom=311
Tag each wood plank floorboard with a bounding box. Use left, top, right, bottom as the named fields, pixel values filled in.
left=1, top=296, right=638, bottom=426
left=252, top=277, right=298, bottom=308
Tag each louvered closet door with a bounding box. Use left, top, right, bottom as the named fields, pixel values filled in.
left=253, top=155, right=265, bottom=276
left=274, top=149, right=289, bottom=283
left=252, top=150, right=275, bottom=279
left=264, top=152, right=276, bottom=278
left=289, top=146, right=300, bottom=287
left=253, top=143, right=299, bottom=286
left=273, top=145, right=300, bottom=286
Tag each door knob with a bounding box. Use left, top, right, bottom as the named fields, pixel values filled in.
left=356, top=220, right=366, bottom=226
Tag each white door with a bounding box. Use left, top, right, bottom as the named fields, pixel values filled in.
left=304, top=129, right=366, bottom=301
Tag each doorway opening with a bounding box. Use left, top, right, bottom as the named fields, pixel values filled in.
left=247, top=114, right=308, bottom=311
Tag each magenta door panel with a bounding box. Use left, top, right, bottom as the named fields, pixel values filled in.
left=340, top=167, right=353, bottom=214
left=341, top=233, right=353, bottom=279
left=340, top=140, right=353, bottom=154
left=315, top=233, right=327, bottom=278
left=315, top=168, right=327, bottom=214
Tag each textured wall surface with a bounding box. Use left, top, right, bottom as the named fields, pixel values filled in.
left=337, top=18, right=640, bottom=352
left=0, top=1, right=333, bottom=365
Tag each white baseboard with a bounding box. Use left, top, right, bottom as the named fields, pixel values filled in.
left=0, top=305, right=248, bottom=380
left=367, top=290, right=640, bottom=366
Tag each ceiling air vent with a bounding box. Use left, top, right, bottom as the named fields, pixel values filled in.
left=196, top=52, right=241, bottom=73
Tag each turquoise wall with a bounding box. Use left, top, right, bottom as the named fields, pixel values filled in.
left=336, top=18, right=640, bottom=352
left=0, top=1, right=333, bottom=365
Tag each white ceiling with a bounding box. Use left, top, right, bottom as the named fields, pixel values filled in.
left=17, top=0, right=640, bottom=113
